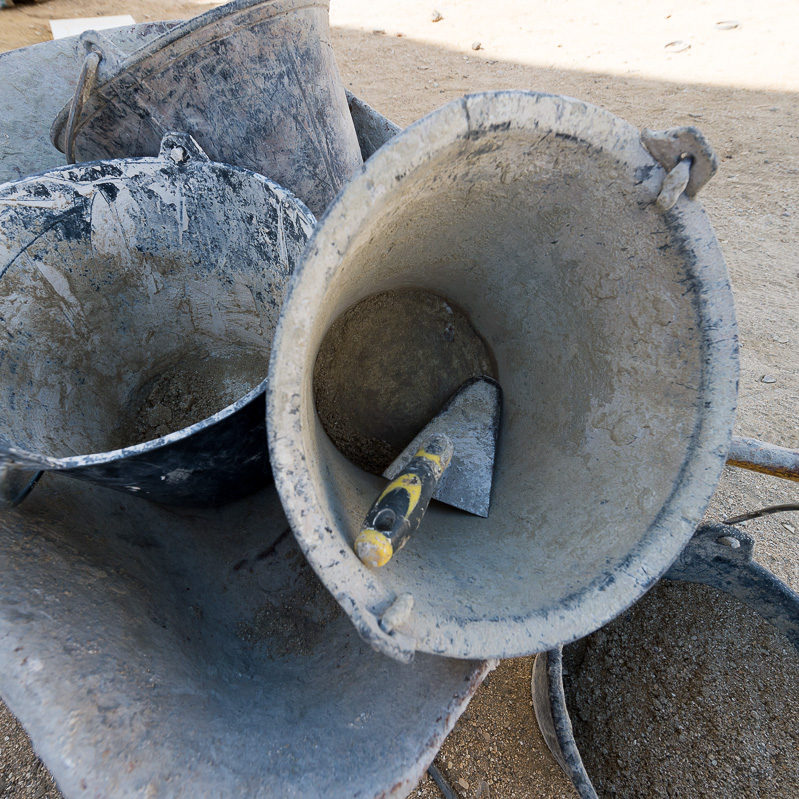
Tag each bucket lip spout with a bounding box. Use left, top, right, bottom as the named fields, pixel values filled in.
left=0, top=148, right=314, bottom=474
left=268, top=89, right=739, bottom=662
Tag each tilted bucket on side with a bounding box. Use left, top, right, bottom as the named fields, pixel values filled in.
left=49, top=0, right=363, bottom=216
left=267, top=91, right=739, bottom=662
left=0, top=133, right=315, bottom=506
left=0, top=474, right=491, bottom=798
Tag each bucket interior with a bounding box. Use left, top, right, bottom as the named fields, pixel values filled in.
left=291, top=103, right=736, bottom=654
left=562, top=580, right=799, bottom=796
left=0, top=161, right=313, bottom=458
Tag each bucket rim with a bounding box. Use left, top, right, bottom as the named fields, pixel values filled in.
left=267, top=89, right=739, bottom=661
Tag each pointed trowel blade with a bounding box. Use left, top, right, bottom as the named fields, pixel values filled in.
left=382, top=377, right=501, bottom=517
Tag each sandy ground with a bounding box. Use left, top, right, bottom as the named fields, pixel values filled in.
left=0, top=1, right=797, bottom=797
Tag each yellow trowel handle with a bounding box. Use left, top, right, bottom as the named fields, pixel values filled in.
left=355, top=434, right=453, bottom=568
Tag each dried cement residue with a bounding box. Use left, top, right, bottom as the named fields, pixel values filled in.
left=237, top=551, right=343, bottom=658
left=566, top=580, right=799, bottom=798
left=313, top=288, right=496, bottom=474
left=113, top=350, right=265, bottom=447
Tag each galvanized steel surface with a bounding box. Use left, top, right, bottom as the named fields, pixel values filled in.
left=268, top=90, right=739, bottom=662
left=382, top=377, right=502, bottom=518
left=0, top=133, right=315, bottom=506
left=49, top=0, right=363, bottom=216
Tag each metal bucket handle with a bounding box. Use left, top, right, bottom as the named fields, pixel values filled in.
left=63, top=32, right=125, bottom=163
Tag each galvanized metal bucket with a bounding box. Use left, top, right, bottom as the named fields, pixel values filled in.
left=268, top=91, right=739, bottom=662
left=0, top=132, right=315, bottom=507
left=50, top=0, right=363, bottom=216
left=532, top=523, right=799, bottom=798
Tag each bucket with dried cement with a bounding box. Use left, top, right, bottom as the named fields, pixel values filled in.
left=267, top=90, right=739, bottom=662
left=0, top=467, right=491, bottom=798
left=0, top=132, right=314, bottom=507
left=50, top=0, right=363, bottom=216
left=532, top=523, right=799, bottom=798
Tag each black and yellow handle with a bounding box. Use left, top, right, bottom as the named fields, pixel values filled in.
left=355, top=434, right=453, bottom=568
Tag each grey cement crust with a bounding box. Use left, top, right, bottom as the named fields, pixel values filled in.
left=0, top=474, right=490, bottom=798
left=48, top=1, right=364, bottom=218
left=532, top=522, right=799, bottom=797
left=0, top=24, right=488, bottom=799
left=268, top=91, right=739, bottom=661
left=0, top=138, right=315, bottom=506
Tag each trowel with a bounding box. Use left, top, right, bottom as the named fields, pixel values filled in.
left=354, top=376, right=502, bottom=567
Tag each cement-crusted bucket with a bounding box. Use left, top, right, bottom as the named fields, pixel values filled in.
left=267, top=91, right=739, bottom=662
left=0, top=132, right=314, bottom=507
left=2, top=25, right=453, bottom=798
left=532, top=523, right=799, bottom=798
left=0, top=473, right=491, bottom=797
left=50, top=0, right=363, bottom=216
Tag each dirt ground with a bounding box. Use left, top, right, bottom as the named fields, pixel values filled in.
left=0, top=1, right=797, bottom=797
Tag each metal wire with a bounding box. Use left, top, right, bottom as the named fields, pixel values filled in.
left=427, top=762, right=461, bottom=799
left=723, top=503, right=799, bottom=525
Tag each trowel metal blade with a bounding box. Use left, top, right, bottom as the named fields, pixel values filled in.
left=383, top=377, right=501, bottom=517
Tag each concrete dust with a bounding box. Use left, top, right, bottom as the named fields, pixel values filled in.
left=121, top=350, right=264, bottom=446
left=237, top=547, right=343, bottom=659
left=313, top=288, right=495, bottom=474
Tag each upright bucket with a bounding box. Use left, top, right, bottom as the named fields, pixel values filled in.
left=532, top=523, right=799, bottom=798
left=50, top=0, right=363, bottom=216
left=0, top=133, right=314, bottom=506
left=267, top=91, right=739, bottom=662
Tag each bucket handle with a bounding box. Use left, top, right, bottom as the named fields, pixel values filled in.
left=63, top=47, right=102, bottom=164
left=62, top=31, right=128, bottom=163
left=641, top=126, right=718, bottom=210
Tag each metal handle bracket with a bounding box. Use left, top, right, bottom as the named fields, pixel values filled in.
left=641, top=126, right=719, bottom=209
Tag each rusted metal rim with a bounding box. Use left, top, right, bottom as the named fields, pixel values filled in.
left=727, top=435, right=799, bottom=482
